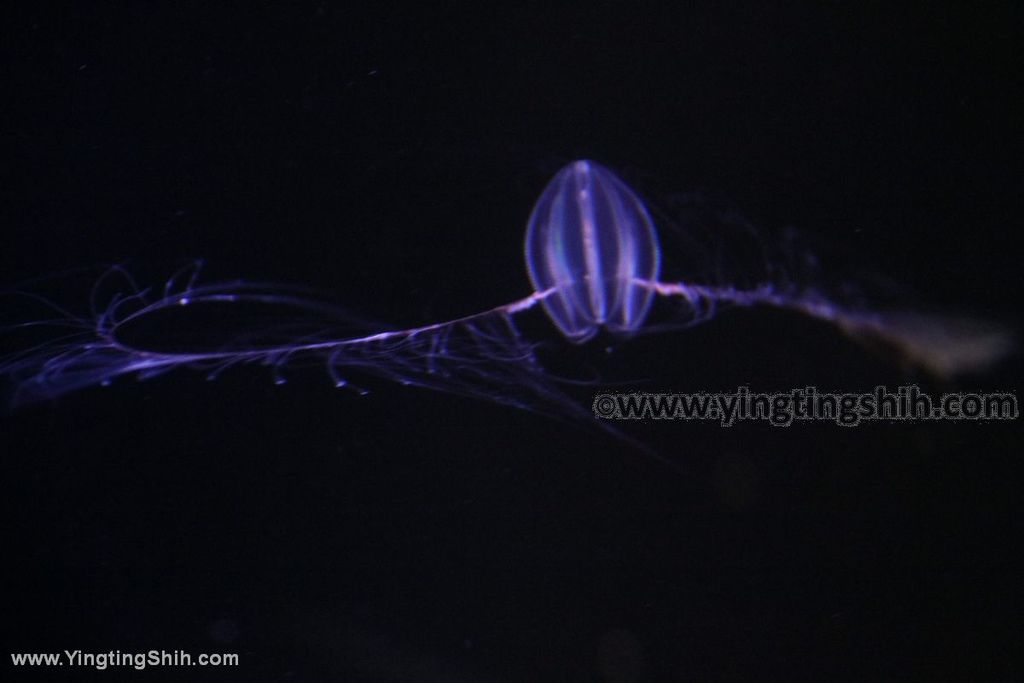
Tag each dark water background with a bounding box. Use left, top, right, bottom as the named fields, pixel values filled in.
left=2, top=4, right=1020, bottom=680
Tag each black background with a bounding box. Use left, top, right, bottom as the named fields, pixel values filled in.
left=2, top=3, right=1021, bottom=681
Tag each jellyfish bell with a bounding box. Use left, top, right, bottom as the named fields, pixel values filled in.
left=525, top=160, right=661, bottom=343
